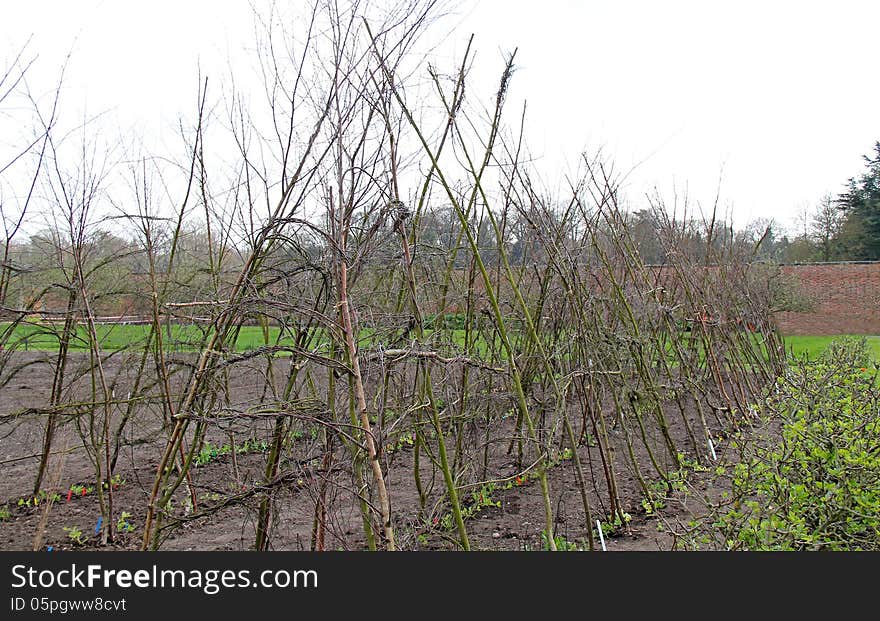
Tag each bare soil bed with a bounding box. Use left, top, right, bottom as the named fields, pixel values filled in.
left=0, top=351, right=737, bottom=552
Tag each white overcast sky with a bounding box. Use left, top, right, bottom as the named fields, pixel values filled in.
left=2, top=0, right=879, bottom=230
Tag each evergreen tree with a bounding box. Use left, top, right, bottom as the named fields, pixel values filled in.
left=837, top=142, right=880, bottom=260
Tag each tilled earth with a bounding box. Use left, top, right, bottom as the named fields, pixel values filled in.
left=0, top=351, right=739, bottom=552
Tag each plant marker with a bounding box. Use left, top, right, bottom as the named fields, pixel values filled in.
left=47, top=546, right=53, bottom=552
left=81, top=488, right=86, bottom=497
left=596, top=520, right=607, bottom=552
left=708, top=438, right=717, bottom=461
left=95, top=516, right=103, bottom=535
left=66, top=490, right=73, bottom=502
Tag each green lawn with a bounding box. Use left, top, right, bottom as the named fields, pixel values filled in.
left=783, top=335, right=880, bottom=363
left=0, top=322, right=484, bottom=354
left=0, top=322, right=289, bottom=352
left=4, top=321, right=878, bottom=365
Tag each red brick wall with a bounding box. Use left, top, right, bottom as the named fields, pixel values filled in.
left=775, top=262, right=880, bottom=335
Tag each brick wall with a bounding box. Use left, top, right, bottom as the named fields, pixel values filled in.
left=775, top=262, right=880, bottom=335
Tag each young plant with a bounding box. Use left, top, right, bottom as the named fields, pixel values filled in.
left=597, top=512, right=632, bottom=538
left=541, top=530, right=582, bottom=551
left=116, top=511, right=135, bottom=533
left=63, top=525, right=86, bottom=545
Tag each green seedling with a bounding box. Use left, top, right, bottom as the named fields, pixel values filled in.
left=541, top=530, right=582, bottom=551
left=438, top=483, right=501, bottom=530
left=641, top=494, right=666, bottom=516
left=63, top=525, right=86, bottom=545
left=116, top=511, right=135, bottom=533
left=103, top=474, right=126, bottom=490
left=597, top=512, right=632, bottom=538
left=15, top=489, right=62, bottom=508
left=237, top=438, right=269, bottom=454
left=196, top=438, right=270, bottom=466
left=385, top=433, right=415, bottom=455
left=195, top=441, right=229, bottom=465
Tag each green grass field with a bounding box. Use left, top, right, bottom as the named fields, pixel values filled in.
left=783, top=335, right=880, bottom=362
left=0, top=323, right=288, bottom=352
left=0, top=322, right=488, bottom=354
left=2, top=322, right=878, bottom=364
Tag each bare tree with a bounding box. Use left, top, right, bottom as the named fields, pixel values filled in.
left=810, top=193, right=843, bottom=262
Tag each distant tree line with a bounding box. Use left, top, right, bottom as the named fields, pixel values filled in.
left=778, top=142, right=879, bottom=263
left=631, top=141, right=880, bottom=265
left=4, top=142, right=878, bottom=318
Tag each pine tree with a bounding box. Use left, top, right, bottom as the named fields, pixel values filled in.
left=837, top=142, right=880, bottom=260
